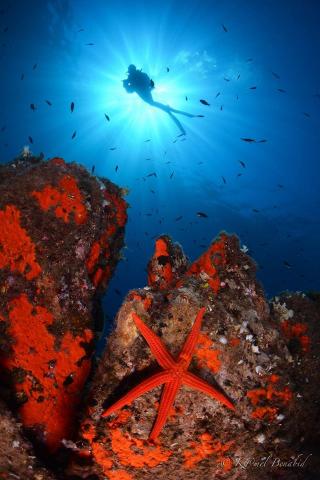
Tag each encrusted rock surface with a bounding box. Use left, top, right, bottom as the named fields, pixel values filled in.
left=67, top=234, right=320, bottom=480
left=0, top=399, right=57, bottom=479
left=0, top=155, right=128, bottom=456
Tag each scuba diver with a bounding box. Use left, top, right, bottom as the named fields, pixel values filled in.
left=123, top=64, right=201, bottom=136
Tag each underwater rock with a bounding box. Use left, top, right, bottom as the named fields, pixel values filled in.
left=0, top=155, right=127, bottom=453
left=67, top=234, right=319, bottom=480
left=0, top=399, right=57, bottom=479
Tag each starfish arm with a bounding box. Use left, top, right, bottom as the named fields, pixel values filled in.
left=178, top=307, right=206, bottom=364
left=132, top=312, right=175, bottom=370
left=102, top=370, right=171, bottom=418
left=149, top=378, right=181, bottom=440
left=183, top=371, right=235, bottom=411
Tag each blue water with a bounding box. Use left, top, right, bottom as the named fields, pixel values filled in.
left=1, top=0, right=320, bottom=334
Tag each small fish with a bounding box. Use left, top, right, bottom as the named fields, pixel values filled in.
left=167, top=67, right=170, bottom=72
left=71, top=130, right=76, bottom=139
left=144, top=139, right=151, bottom=142
left=185, top=96, right=188, bottom=101
left=45, top=100, right=52, bottom=106
left=277, top=88, right=286, bottom=93
left=70, top=101, right=74, bottom=112
left=30, top=103, right=36, bottom=111
left=222, top=176, right=226, bottom=184
left=170, top=172, right=174, bottom=179
left=91, top=165, right=95, bottom=174
left=115, top=165, right=118, bottom=172
left=197, top=212, right=208, bottom=218
left=104, top=113, right=110, bottom=121
left=28, top=136, right=33, bottom=144
left=78, top=28, right=84, bottom=32
left=283, top=260, right=292, bottom=268
left=150, top=189, right=155, bottom=194
left=114, top=288, right=121, bottom=295
left=237, top=173, right=243, bottom=177
left=252, top=208, right=260, bottom=213
left=220, top=105, right=223, bottom=111
left=175, top=216, right=183, bottom=221
left=272, top=71, right=280, bottom=79
left=224, top=77, right=230, bottom=82
left=200, top=99, right=210, bottom=106
left=239, top=161, right=246, bottom=168
left=277, top=184, right=284, bottom=188
left=241, top=138, right=255, bottom=142
left=246, top=58, right=253, bottom=62
left=303, top=112, right=310, bottom=117
left=222, top=24, right=228, bottom=32
left=237, top=74, right=240, bottom=80
left=109, top=147, right=117, bottom=150
left=20, top=73, right=24, bottom=80
left=215, top=92, right=220, bottom=98
left=196, top=115, right=205, bottom=117
left=147, top=172, right=157, bottom=177
left=257, top=139, right=267, bottom=143
left=3, top=26, right=8, bottom=32
left=1, top=126, right=6, bottom=132
left=32, top=63, right=37, bottom=70
left=250, top=86, right=257, bottom=89
left=85, top=42, right=95, bottom=46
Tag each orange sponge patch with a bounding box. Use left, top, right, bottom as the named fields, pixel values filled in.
left=0, top=205, right=41, bottom=280
left=32, top=175, right=88, bottom=225
left=183, top=432, right=233, bottom=471
left=1, top=294, right=93, bottom=451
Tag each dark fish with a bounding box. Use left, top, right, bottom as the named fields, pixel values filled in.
left=170, top=172, right=174, bottom=179
left=144, top=139, right=151, bottom=142
left=147, top=172, right=157, bottom=177
left=30, top=103, right=36, bottom=111
left=272, top=71, right=280, bottom=79
left=250, top=86, right=257, bottom=89
left=1, top=126, right=6, bottom=132
left=246, top=58, right=253, bottom=62
left=70, top=101, right=74, bottom=112
left=32, top=63, right=37, bottom=70
left=78, top=28, right=84, bottom=32
left=220, top=105, right=223, bottom=111
left=222, top=176, right=226, bottom=184
left=239, top=161, right=246, bottom=168
left=237, top=74, right=240, bottom=80
left=28, top=136, right=33, bottom=144
left=109, top=147, right=117, bottom=150
left=91, top=165, right=95, bottom=174
left=313, top=94, right=320, bottom=99
left=196, top=115, right=205, bottom=117
left=177, top=133, right=185, bottom=137
left=257, top=139, right=267, bottom=143
left=175, top=216, right=183, bottom=221
left=185, top=96, right=188, bottom=101
left=236, top=95, right=239, bottom=100
left=115, top=165, right=119, bottom=172
left=104, top=113, right=110, bottom=121
left=200, top=99, right=210, bottom=106
left=71, top=130, right=76, bottom=139
left=222, top=24, right=228, bottom=32
left=167, top=67, right=170, bottom=72
left=224, top=77, right=230, bottom=82
left=303, top=112, right=310, bottom=117
left=283, top=260, right=292, bottom=268
left=252, top=208, right=260, bottom=213
left=21, top=73, right=24, bottom=80
left=3, top=26, right=8, bottom=32
left=197, top=212, right=208, bottom=218
left=45, top=100, right=52, bottom=106
left=85, top=43, right=95, bottom=46
left=241, top=138, right=255, bottom=142
left=277, top=88, right=286, bottom=93
left=150, top=189, right=155, bottom=194
left=173, top=139, right=177, bottom=143
left=237, top=173, right=243, bottom=177
left=277, top=184, right=284, bottom=188
left=114, top=288, right=121, bottom=295
left=215, top=92, right=220, bottom=98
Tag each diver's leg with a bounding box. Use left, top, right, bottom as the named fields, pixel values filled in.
left=143, top=99, right=186, bottom=135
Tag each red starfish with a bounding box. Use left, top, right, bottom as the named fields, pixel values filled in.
left=102, top=307, right=235, bottom=440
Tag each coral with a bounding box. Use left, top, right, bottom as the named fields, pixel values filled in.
left=247, top=374, right=292, bottom=421
left=194, top=333, right=222, bottom=374
left=281, top=320, right=310, bottom=352
left=0, top=205, right=41, bottom=280
left=183, top=433, right=233, bottom=471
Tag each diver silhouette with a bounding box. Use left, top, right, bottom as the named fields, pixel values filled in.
left=123, top=64, right=200, bottom=136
